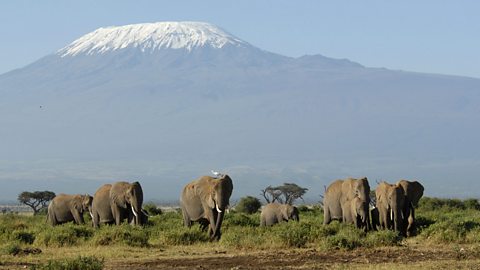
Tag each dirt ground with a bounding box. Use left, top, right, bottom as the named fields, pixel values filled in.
left=2, top=245, right=480, bottom=270
left=105, top=246, right=480, bottom=270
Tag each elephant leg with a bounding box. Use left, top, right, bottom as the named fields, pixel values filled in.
left=93, top=210, right=100, bottom=228
left=111, top=205, right=122, bottom=225
left=72, top=210, right=84, bottom=225
left=379, top=209, right=388, bottom=230
left=323, top=206, right=331, bottom=225
left=181, top=208, right=192, bottom=228
left=407, top=206, right=415, bottom=236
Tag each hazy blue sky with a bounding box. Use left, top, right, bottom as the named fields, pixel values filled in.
left=1, top=1, right=479, bottom=78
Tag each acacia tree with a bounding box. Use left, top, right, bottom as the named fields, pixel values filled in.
left=261, top=183, right=308, bottom=205
left=18, top=191, right=56, bottom=215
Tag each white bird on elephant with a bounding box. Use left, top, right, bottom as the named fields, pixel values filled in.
left=211, top=170, right=222, bottom=178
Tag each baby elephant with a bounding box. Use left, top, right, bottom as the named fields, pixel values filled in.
left=260, top=203, right=299, bottom=226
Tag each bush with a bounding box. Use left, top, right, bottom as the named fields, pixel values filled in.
left=30, top=256, right=104, bottom=270
left=421, top=219, right=480, bottom=243
left=13, top=231, right=35, bottom=244
left=365, top=230, right=402, bottom=247
left=35, top=225, right=93, bottom=247
left=92, top=225, right=149, bottom=247
left=4, top=243, right=21, bottom=255
left=159, top=227, right=209, bottom=245
left=273, top=223, right=311, bottom=248
left=143, top=203, right=162, bottom=216
left=321, top=225, right=365, bottom=250
left=236, top=196, right=261, bottom=214
left=224, top=213, right=259, bottom=227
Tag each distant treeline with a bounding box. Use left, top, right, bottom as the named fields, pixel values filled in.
left=418, top=197, right=480, bottom=211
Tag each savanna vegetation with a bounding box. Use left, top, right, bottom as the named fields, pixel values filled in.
left=1, top=197, right=480, bottom=269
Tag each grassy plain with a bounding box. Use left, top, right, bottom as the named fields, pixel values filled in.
left=1, top=198, right=480, bottom=269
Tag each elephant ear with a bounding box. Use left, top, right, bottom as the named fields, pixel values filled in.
left=195, top=178, right=216, bottom=209
left=281, top=205, right=290, bottom=220
left=72, top=195, right=83, bottom=212
left=111, top=184, right=128, bottom=209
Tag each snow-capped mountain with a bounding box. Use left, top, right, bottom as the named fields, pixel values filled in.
left=1, top=21, right=480, bottom=200
left=58, top=22, right=249, bottom=57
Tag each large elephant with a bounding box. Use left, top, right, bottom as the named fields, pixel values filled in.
left=323, top=177, right=371, bottom=229
left=91, top=181, right=146, bottom=228
left=375, top=181, right=406, bottom=235
left=396, top=180, right=424, bottom=236
left=342, top=196, right=369, bottom=231
left=47, top=194, right=93, bottom=226
left=180, top=174, right=233, bottom=240
left=110, top=181, right=144, bottom=226
left=260, top=203, right=299, bottom=226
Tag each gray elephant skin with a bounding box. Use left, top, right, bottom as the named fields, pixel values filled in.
left=376, top=181, right=406, bottom=235
left=396, top=179, right=424, bottom=236
left=323, top=177, right=371, bottom=230
left=47, top=194, right=93, bottom=226
left=91, top=181, right=146, bottom=228
left=180, top=174, right=233, bottom=240
left=342, top=196, right=369, bottom=231
left=260, top=203, right=299, bottom=226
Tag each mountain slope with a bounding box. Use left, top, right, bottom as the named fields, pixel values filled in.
left=1, top=21, right=480, bottom=200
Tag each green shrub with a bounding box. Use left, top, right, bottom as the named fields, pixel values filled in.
left=30, top=256, right=104, bottom=270
left=272, top=222, right=311, bottom=248
left=13, top=230, right=35, bottom=244
left=159, top=227, right=209, bottom=245
left=92, top=225, right=149, bottom=247
left=421, top=219, right=480, bottom=243
left=35, top=224, right=93, bottom=247
left=323, top=226, right=364, bottom=250
left=224, top=213, right=259, bottom=227
left=236, top=196, right=262, bottom=214
left=4, top=243, right=21, bottom=255
left=365, top=230, right=402, bottom=247
left=221, top=227, right=268, bottom=249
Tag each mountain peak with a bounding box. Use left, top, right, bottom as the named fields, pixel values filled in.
left=57, top=21, right=248, bottom=57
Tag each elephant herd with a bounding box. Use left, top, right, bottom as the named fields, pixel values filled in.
left=47, top=181, right=148, bottom=227
left=46, top=174, right=235, bottom=241
left=323, top=177, right=424, bottom=236
left=46, top=174, right=423, bottom=241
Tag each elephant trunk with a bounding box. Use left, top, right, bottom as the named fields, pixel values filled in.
left=213, top=210, right=224, bottom=240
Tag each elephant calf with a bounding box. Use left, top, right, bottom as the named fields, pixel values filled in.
left=343, top=196, right=369, bottom=231
left=260, top=203, right=299, bottom=226
left=47, top=194, right=93, bottom=226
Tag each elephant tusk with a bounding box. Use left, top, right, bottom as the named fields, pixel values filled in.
left=89, top=210, right=94, bottom=219
left=390, top=208, right=393, bottom=220
left=141, top=208, right=149, bottom=217
left=216, top=203, right=222, bottom=213
left=131, top=206, right=138, bottom=217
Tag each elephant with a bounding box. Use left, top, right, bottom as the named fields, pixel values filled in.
left=375, top=181, right=406, bottom=235
left=91, top=184, right=115, bottom=228
left=396, top=180, right=424, bottom=236
left=323, top=177, right=371, bottom=229
left=47, top=194, right=93, bottom=226
left=342, top=196, right=369, bottom=231
left=91, top=181, right=145, bottom=228
left=110, top=181, right=144, bottom=226
left=370, top=206, right=380, bottom=231
left=260, top=203, right=299, bottom=226
left=180, top=174, right=233, bottom=240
